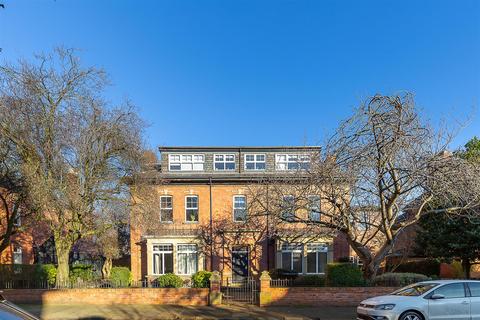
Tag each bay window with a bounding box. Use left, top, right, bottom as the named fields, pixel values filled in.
left=280, top=243, right=303, bottom=273
left=306, top=243, right=328, bottom=274
left=152, top=244, right=173, bottom=275
left=177, top=244, right=198, bottom=275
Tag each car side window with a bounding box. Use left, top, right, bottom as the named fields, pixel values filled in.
left=468, top=282, right=480, bottom=297
left=433, top=283, right=466, bottom=299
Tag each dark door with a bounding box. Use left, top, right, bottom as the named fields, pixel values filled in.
left=232, top=246, right=248, bottom=282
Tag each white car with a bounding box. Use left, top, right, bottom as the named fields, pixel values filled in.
left=357, top=280, right=480, bottom=320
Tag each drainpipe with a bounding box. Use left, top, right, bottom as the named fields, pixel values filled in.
left=209, top=177, right=213, bottom=271
left=266, top=183, right=270, bottom=270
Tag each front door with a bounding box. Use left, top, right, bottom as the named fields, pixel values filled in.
left=232, top=246, right=248, bottom=282
left=428, top=283, right=470, bottom=320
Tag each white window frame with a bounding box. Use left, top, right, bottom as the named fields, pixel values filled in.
left=168, top=154, right=205, bottom=171
left=13, top=246, right=23, bottom=265
left=275, top=154, right=310, bottom=171
left=214, top=154, right=236, bottom=171
left=244, top=154, right=266, bottom=171
left=281, top=195, right=295, bottom=221
left=308, top=195, right=321, bottom=222
left=306, top=243, right=328, bottom=274
left=159, top=196, right=173, bottom=223
left=280, top=243, right=303, bottom=273
left=233, top=195, right=247, bottom=222
left=13, top=212, right=21, bottom=227
left=176, top=244, right=198, bottom=275
left=185, top=195, right=199, bottom=223
left=152, top=244, right=173, bottom=275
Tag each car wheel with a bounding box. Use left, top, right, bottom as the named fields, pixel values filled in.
left=400, top=311, right=423, bottom=320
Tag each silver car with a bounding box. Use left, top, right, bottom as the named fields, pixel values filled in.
left=0, top=293, right=39, bottom=320
left=357, top=280, right=480, bottom=320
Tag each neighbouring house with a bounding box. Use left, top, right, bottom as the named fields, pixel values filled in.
left=0, top=195, right=34, bottom=265
left=130, top=146, right=351, bottom=281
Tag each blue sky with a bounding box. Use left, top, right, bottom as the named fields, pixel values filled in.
left=1, top=0, right=479, bottom=150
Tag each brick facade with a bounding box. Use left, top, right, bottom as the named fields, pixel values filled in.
left=2, top=288, right=209, bottom=305
left=0, top=190, right=35, bottom=265
left=131, top=146, right=351, bottom=282
left=264, top=286, right=397, bottom=306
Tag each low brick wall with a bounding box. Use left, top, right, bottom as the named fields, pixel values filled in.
left=2, top=288, right=209, bottom=306
left=265, top=287, right=397, bottom=306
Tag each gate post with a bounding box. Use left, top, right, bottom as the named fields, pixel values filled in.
left=209, top=271, right=222, bottom=306
left=259, top=270, right=272, bottom=307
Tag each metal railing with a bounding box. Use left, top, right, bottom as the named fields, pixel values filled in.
left=0, top=279, right=193, bottom=290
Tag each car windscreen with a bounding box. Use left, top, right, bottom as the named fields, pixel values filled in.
left=391, top=283, right=439, bottom=296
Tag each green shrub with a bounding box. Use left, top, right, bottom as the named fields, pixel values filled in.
left=34, top=264, right=57, bottom=286
left=69, top=264, right=94, bottom=282
left=191, top=271, right=212, bottom=288
left=109, top=267, right=132, bottom=286
left=294, top=275, right=325, bottom=286
left=390, top=259, right=440, bottom=277
left=373, top=273, right=430, bottom=287
left=155, top=273, right=184, bottom=288
left=269, top=268, right=298, bottom=280
left=451, top=261, right=464, bottom=279
left=326, top=263, right=364, bottom=287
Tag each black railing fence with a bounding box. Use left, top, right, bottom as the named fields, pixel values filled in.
left=0, top=279, right=192, bottom=289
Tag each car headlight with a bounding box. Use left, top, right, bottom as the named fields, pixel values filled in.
left=374, top=304, right=396, bottom=310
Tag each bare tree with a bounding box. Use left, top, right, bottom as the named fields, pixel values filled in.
left=0, top=48, right=144, bottom=283
left=253, top=94, right=480, bottom=279
left=0, top=136, right=32, bottom=254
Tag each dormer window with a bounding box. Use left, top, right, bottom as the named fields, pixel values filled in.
left=276, top=154, right=310, bottom=171
left=244, top=154, right=266, bottom=171
left=169, top=154, right=204, bottom=171
left=214, top=154, right=236, bottom=171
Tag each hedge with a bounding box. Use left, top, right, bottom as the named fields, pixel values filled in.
left=34, top=264, right=57, bottom=286
left=69, top=264, right=95, bottom=282
left=155, top=273, right=184, bottom=288
left=294, top=275, right=325, bottom=286
left=373, top=272, right=430, bottom=287
left=390, top=259, right=440, bottom=277
left=269, top=268, right=298, bottom=280
left=326, top=263, right=364, bottom=287
left=109, top=267, right=132, bottom=286
left=191, top=271, right=212, bottom=288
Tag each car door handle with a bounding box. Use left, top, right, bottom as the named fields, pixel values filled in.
left=461, top=301, right=470, bottom=304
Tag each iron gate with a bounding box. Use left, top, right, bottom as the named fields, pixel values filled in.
left=221, top=277, right=258, bottom=305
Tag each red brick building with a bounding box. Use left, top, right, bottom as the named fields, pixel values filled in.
left=131, top=146, right=350, bottom=281
left=0, top=194, right=34, bottom=265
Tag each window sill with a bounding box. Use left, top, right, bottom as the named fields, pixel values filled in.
left=184, top=221, right=199, bottom=224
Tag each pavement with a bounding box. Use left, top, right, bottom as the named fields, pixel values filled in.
left=18, top=303, right=357, bottom=320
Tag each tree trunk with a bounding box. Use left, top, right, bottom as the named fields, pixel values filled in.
left=102, top=257, right=112, bottom=279
left=55, top=240, right=72, bottom=287
left=462, top=259, right=471, bottom=279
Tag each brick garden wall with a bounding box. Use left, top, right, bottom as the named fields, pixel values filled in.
left=2, top=288, right=209, bottom=305
left=263, top=287, right=397, bottom=307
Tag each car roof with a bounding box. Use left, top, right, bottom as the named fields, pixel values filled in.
left=419, top=280, right=480, bottom=284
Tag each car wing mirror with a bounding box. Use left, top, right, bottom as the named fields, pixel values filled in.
left=431, top=294, right=445, bottom=300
